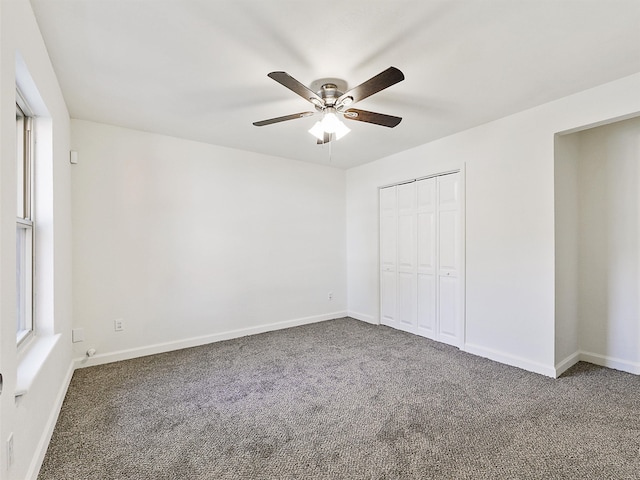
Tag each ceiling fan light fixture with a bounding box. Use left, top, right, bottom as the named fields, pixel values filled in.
left=308, top=121, right=326, bottom=141
left=322, top=108, right=351, bottom=139
left=320, top=109, right=342, bottom=133
left=332, top=118, right=351, bottom=140
left=308, top=109, right=351, bottom=141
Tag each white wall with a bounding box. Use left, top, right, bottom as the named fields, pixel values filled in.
left=71, top=120, right=346, bottom=364
left=576, top=117, right=640, bottom=372
left=0, top=0, right=73, bottom=478
left=554, top=133, right=580, bottom=368
left=347, top=73, right=640, bottom=377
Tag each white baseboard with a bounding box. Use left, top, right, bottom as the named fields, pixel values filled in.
left=347, top=311, right=378, bottom=325
left=578, top=350, right=640, bottom=375
left=464, top=342, right=557, bottom=378
left=27, top=362, right=74, bottom=480
left=555, top=351, right=581, bottom=378
left=74, top=311, right=347, bottom=369
left=554, top=350, right=640, bottom=377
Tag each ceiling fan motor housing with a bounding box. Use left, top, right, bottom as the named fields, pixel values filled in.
left=313, top=83, right=352, bottom=111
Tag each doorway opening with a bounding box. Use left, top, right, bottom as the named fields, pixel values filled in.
left=555, top=115, right=640, bottom=375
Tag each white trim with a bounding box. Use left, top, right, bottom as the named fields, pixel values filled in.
left=459, top=164, right=467, bottom=348
left=16, top=334, right=62, bottom=396
left=556, top=112, right=640, bottom=137
left=26, top=362, right=74, bottom=480
left=554, top=351, right=581, bottom=378
left=464, top=342, right=556, bottom=378
left=578, top=351, right=640, bottom=375
left=554, top=351, right=640, bottom=377
left=74, top=311, right=347, bottom=369
left=348, top=311, right=378, bottom=325
left=16, top=88, right=35, bottom=117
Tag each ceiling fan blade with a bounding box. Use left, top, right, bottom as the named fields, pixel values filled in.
left=268, top=72, right=324, bottom=105
left=337, top=67, right=404, bottom=106
left=253, top=111, right=315, bottom=127
left=343, top=108, right=402, bottom=128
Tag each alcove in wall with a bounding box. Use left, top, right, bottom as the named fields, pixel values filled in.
left=555, top=115, right=640, bottom=376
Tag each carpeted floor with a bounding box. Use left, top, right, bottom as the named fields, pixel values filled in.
left=39, top=318, right=640, bottom=479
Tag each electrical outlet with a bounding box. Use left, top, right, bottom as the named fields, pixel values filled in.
left=114, top=319, right=124, bottom=332
left=328, top=291, right=333, bottom=301
left=7, top=433, right=14, bottom=468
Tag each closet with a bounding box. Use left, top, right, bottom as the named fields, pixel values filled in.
left=379, top=172, right=463, bottom=347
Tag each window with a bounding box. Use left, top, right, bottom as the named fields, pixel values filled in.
left=16, top=95, right=34, bottom=345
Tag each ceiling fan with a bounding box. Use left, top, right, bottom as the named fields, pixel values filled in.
left=253, top=67, right=405, bottom=144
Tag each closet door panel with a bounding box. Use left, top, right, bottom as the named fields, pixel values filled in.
left=397, top=182, right=415, bottom=210
left=438, top=174, right=459, bottom=206
left=396, top=182, right=417, bottom=331
left=417, top=210, right=436, bottom=336
left=380, top=214, right=397, bottom=270
left=397, top=213, right=417, bottom=330
left=438, top=210, right=459, bottom=272
left=437, top=173, right=462, bottom=346
left=417, top=212, right=436, bottom=269
left=398, top=272, right=417, bottom=331
left=417, top=178, right=436, bottom=337
left=417, top=274, right=436, bottom=336
left=380, top=270, right=397, bottom=326
left=397, top=214, right=415, bottom=270
left=438, top=275, right=459, bottom=344
left=380, top=186, right=397, bottom=243
left=417, top=176, right=436, bottom=271
left=417, top=178, right=437, bottom=210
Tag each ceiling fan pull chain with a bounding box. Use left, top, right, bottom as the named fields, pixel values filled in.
left=329, top=134, right=333, bottom=163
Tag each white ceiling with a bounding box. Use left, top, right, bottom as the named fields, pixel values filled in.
left=30, top=0, right=640, bottom=169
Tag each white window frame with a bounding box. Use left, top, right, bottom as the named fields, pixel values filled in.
left=16, top=93, right=35, bottom=346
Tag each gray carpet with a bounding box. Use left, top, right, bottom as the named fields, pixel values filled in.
left=39, top=318, right=640, bottom=479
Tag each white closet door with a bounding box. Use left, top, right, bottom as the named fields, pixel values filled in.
left=437, top=173, right=462, bottom=347
left=416, top=178, right=437, bottom=338
left=379, top=172, right=463, bottom=347
left=396, top=182, right=417, bottom=333
left=379, top=186, right=397, bottom=327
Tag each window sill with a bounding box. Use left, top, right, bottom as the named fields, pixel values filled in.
left=15, top=333, right=61, bottom=398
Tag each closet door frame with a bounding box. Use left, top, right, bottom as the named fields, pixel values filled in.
left=378, top=168, right=466, bottom=348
